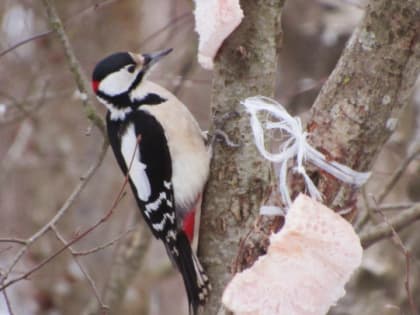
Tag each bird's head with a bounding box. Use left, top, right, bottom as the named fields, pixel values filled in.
left=91, top=48, right=173, bottom=102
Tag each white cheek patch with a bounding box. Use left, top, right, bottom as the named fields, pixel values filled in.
left=121, top=124, right=151, bottom=201
left=99, top=68, right=136, bottom=96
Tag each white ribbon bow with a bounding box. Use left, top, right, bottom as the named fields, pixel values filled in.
left=243, top=96, right=371, bottom=215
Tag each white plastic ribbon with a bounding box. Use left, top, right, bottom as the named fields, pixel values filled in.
left=243, top=96, right=371, bottom=214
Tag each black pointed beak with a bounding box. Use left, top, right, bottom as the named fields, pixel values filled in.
left=142, top=48, right=173, bottom=68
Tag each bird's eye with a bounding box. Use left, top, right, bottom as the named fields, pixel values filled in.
left=127, top=65, right=136, bottom=73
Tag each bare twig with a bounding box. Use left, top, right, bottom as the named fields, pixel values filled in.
left=377, top=146, right=420, bottom=204
left=355, top=186, right=379, bottom=232
left=0, top=0, right=118, bottom=59
left=373, top=202, right=419, bottom=315
left=73, top=227, right=136, bottom=256
left=0, top=1, right=187, bottom=61
left=375, top=203, right=417, bottom=211
left=0, top=238, right=27, bottom=245
left=65, top=0, right=119, bottom=24
left=139, top=11, right=192, bottom=48
left=51, top=225, right=109, bottom=312
left=0, top=139, right=108, bottom=287
left=42, top=0, right=106, bottom=135
left=2, top=289, right=15, bottom=315
left=0, top=166, right=121, bottom=291
left=83, top=222, right=152, bottom=315
left=0, top=0, right=112, bottom=287
left=357, top=144, right=420, bottom=233
left=0, top=81, right=49, bottom=128
left=0, top=31, right=52, bottom=58
left=0, top=134, right=140, bottom=292
left=359, top=203, right=420, bottom=248
left=404, top=250, right=418, bottom=315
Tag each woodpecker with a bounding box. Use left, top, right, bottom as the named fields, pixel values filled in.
left=92, top=48, right=211, bottom=314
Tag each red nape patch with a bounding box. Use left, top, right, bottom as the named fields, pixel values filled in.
left=92, top=80, right=99, bottom=93
left=182, top=209, right=196, bottom=243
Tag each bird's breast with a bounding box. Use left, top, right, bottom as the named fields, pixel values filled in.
left=139, top=84, right=210, bottom=213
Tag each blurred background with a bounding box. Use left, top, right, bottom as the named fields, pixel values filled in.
left=0, top=0, right=419, bottom=314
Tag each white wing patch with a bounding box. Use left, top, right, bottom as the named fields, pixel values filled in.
left=121, top=124, right=151, bottom=201
left=152, top=212, right=176, bottom=231
left=145, top=189, right=174, bottom=218
left=145, top=192, right=167, bottom=217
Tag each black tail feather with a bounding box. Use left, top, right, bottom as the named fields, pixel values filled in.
left=166, top=231, right=211, bottom=315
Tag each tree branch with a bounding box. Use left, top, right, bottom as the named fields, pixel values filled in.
left=359, top=203, right=420, bottom=248
left=0, top=238, right=27, bottom=245
left=0, top=139, right=108, bottom=288
left=377, top=145, right=420, bottom=204
left=2, top=289, right=15, bottom=315
left=73, top=227, right=135, bottom=256
left=42, top=0, right=106, bottom=135
left=0, top=31, right=52, bottom=59
left=0, top=0, right=118, bottom=59
left=82, top=222, right=152, bottom=315
left=51, top=225, right=109, bottom=312
left=306, top=0, right=420, bottom=215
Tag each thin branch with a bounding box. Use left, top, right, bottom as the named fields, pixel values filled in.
left=2, top=289, right=15, bottom=315
left=139, top=11, right=192, bottom=48
left=83, top=223, right=152, bottom=315
left=65, top=0, right=119, bottom=25
left=0, top=238, right=27, bottom=245
left=359, top=203, right=420, bottom=248
left=374, top=203, right=419, bottom=315
left=0, top=31, right=52, bottom=58
left=51, top=225, right=109, bottom=312
left=356, top=202, right=417, bottom=232
left=377, top=146, right=420, bottom=204
left=355, top=186, right=379, bottom=232
left=0, top=0, right=118, bottom=59
left=404, top=250, right=418, bottom=315
left=73, top=227, right=135, bottom=256
left=0, top=134, right=140, bottom=292
left=0, top=171, right=120, bottom=291
left=371, top=203, right=417, bottom=211
left=0, top=139, right=108, bottom=286
left=0, top=81, right=49, bottom=128
left=0, top=1, right=187, bottom=60
left=42, top=0, right=106, bottom=135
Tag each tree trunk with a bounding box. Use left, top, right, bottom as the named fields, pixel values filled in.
left=198, top=1, right=284, bottom=314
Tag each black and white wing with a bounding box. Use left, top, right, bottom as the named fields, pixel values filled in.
left=107, top=110, right=176, bottom=242
left=107, top=110, right=210, bottom=314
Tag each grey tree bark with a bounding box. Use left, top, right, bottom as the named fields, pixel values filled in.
left=198, top=1, right=284, bottom=314
left=199, top=0, right=419, bottom=314
left=306, top=0, right=420, bottom=215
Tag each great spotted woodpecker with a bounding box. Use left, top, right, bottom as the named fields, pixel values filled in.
left=92, top=48, right=211, bottom=314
